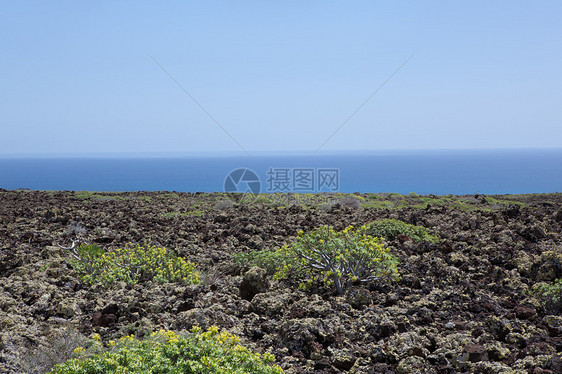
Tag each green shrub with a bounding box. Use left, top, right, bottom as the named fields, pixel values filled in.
left=69, top=243, right=200, bottom=286
left=48, top=326, right=283, bottom=374
left=274, top=225, right=399, bottom=295
left=232, top=249, right=288, bottom=275
left=365, top=219, right=438, bottom=243
left=533, top=279, right=562, bottom=314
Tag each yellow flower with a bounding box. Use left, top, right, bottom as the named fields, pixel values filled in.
left=73, top=346, right=85, bottom=355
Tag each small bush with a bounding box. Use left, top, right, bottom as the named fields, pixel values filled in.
left=69, top=243, right=200, bottom=286
left=533, top=279, right=562, bottom=314
left=365, top=219, right=438, bottom=243
left=275, top=225, right=399, bottom=295
left=214, top=199, right=234, bottom=210
left=48, top=327, right=284, bottom=374
left=66, top=221, right=87, bottom=236
left=319, top=202, right=335, bottom=212
left=18, top=328, right=88, bottom=374
left=338, top=196, right=362, bottom=210
left=232, top=249, right=288, bottom=275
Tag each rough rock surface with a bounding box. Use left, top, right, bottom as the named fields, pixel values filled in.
left=0, top=190, right=561, bottom=373
left=240, top=266, right=270, bottom=301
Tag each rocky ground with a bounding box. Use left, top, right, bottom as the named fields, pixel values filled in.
left=0, top=190, right=561, bottom=373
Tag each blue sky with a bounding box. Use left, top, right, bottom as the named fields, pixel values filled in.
left=1, top=1, right=561, bottom=156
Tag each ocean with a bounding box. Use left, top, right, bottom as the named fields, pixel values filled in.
left=0, top=149, right=561, bottom=195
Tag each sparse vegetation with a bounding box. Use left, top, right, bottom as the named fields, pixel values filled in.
left=48, top=327, right=283, bottom=374
left=232, top=249, right=288, bottom=275
left=365, top=219, right=439, bottom=243
left=3, top=190, right=561, bottom=374
left=214, top=199, right=234, bottom=210
left=533, top=279, right=562, bottom=314
left=338, top=196, right=362, bottom=210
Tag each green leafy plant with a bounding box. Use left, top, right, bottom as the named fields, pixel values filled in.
left=68, top=243, right=200, bottom=286
left=365, top=219, right=438, bottom=243
left=274, top=225, right=399, bottom=295
left=48, top=326, right=284, bottom=374
left=232, top=249, right=289, bottom=275
left=533, top=279, right=562, bottom=314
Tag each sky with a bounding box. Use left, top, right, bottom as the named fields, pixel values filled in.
left=1, top=1, right=561, bottom=156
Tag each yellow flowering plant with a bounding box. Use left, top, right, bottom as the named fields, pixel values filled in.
left=68, top=243, right=200, bottom=287
left=49, top=327, right=284, bottom=374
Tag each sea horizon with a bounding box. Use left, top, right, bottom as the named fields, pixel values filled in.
left=1, top=148, right=561, bottom=195
left=1, top=147, right=561, bottom=159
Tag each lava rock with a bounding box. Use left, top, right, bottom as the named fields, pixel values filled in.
left=515, top=305, right=537, bottom=320
left=463, top=343, right=489, bottom=362
left=239, top=266, right=269, bottom=301
left=345, top=288, right=372, bottom=309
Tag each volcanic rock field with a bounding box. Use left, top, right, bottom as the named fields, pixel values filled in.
left=1, top=190, right=561, bottom=373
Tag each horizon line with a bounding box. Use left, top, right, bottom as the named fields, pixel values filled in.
left=1, top=146, right=561, bottom=159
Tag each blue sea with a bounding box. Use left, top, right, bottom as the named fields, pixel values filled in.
left=0, top=149, right=561, bottom=195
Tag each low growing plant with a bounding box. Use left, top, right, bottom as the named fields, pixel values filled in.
left=365, top=219, right=438, bottom=243
left=18, top=328, right=88, bottom=374
left=214, top=199, right=234, bottom=210
left=338, top=196, right=362, bottom=210
left=69, top=243, right=200, bottom=286
left=274, top=225, right=399, bottom=295
left=48, top=326, right=283, bottom=374
left=232, top=249, right=288, bottom=275
left=533, top=279, right=562, bottom=314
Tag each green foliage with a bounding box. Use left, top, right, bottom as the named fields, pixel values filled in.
left=74, top=191, right=93, bottom=200
left=533, top=279, right=562, bottom=314
left=232, top=249, right=289, bottom=275
left=48, top=327, right=283, bottom=374
left=365, top=219, right=438, bottom=243
left=362, top=199, right=396, bottom=210
left=69, top=243, right=200, bottom=286
left=275, top=225, right=399, bottom=295
left=360, top=193, right=529, bottom=212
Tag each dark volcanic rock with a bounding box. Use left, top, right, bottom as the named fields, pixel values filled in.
left=239, top=266, right=270, bottom=301
left=463, top=343, right=489, bottom=362
left=514, top=305, right=537, bottom=320
left=92, top=303, right=120, bottom=327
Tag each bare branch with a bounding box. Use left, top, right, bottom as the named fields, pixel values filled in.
left=57, top=240, right=79, bottom=250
